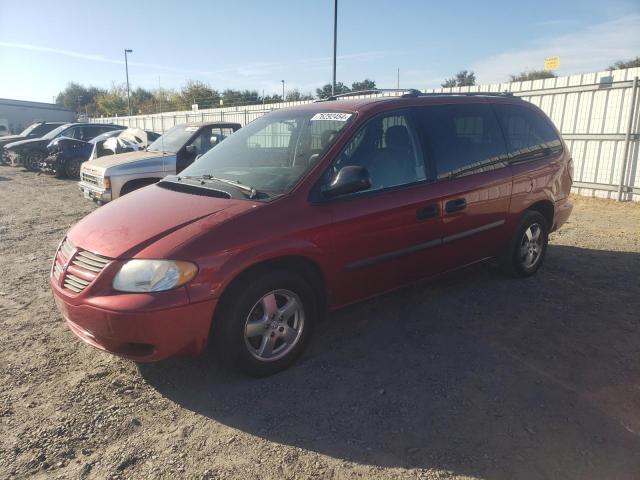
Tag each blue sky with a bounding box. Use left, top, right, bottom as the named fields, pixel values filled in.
left=1, top=0, right=639, bottom=103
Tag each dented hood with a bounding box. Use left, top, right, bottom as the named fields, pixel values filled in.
left=85, top=149, right=170, bottom=169
left=67, top=182, right=256, bottom=258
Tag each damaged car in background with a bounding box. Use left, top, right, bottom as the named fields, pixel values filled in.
left=79, top=121, right=240, bottom=203
left=0, top=121, right=66, bottom=164
left=41, top=128, right=160, bottom=178
left=3, top=123, right=124, bottom=171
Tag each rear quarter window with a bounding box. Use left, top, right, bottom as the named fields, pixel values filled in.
left=492, top=103, right=562, bottom=159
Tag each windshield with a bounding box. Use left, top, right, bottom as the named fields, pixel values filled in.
left=147, top=124, right=198, bottom=153
left=42, top=124, right=71, bottom=140
left=19, top=123, right=40, bottom=136
left=179, top=110, right=353, bottom=196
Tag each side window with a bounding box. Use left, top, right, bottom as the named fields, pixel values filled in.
left=83, top=127, right=103, bottom=140
left=329, top=112, right=425, bottom=193
left=31, top=124, right=46, bottom=136
left=97, top=126, right=117, bottom=135
left=208, top=127, right=235, bottom=147
left=415, top=104, right=507, bottom=179
left=61, top=127, right=81, bottom=139
left=197, top=129, right=214, bottom=154
left=493, top=104, right=562, bottom=159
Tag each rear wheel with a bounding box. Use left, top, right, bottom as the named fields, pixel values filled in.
left=64, top=158, right=82, bottom=179
left=212, top=270, right=316, bottom=377
left=24, top=150, right=45, bottom=171
left=500, top=210, right=549, bottom=277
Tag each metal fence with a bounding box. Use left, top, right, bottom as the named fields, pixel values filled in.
left=92, top=67, right=640, bottom=201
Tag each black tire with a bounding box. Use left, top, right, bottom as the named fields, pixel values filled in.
left=500, top=210, right=549, bottom=278
left=211, top=270, right=317, bottom=377
left=64, top=158, right=82, bottom=179
left=24, top=150, right=45, bottom=172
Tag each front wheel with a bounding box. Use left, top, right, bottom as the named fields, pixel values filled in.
left=212, top=270, right=316, bottom=377
left=64, top=158, right=82, bottom=179
left=500, top=211, right=549, bottom=277
left=24, top=150, right=45, bottom=171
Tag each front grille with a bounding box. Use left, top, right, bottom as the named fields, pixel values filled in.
left=81, top=172, right=100, bottom=187
left=53, top=238, right=112, bottom=294
left=72, top=250, right=111, bottom=273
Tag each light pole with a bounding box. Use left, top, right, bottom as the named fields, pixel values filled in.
left=332, top=0, right=337, bottom=96
left=124, top=49, right=133, bottom=116
left=281, top=80, right=285, bottom=102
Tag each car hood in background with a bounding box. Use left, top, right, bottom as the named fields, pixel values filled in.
left=4, top=137, right=49, bottom=150
left=86, top=149, right=172, bottom=168
left=67, top=183, right=257, bottom=258
left=47, top=136, right=89, bottom=152
left=0, top=134, right=25, bottom=146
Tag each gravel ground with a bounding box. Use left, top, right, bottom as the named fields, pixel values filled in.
left=1, top=165, right=639, bottom=480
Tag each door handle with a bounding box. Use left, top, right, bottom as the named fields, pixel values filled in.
left=416, top=204, right=439, bottom=220
left=445, top=198, right=466, bottom=213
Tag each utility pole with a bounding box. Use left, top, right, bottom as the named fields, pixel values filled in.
left=124, top=49, right=133, bottom=116
left=397, top=68, right=400, bottom=89
left=281, top=80, right=285, bottom=102
left=332, top=0, right=338, bottom=96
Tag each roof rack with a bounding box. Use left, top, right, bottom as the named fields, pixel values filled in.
left=417, top=91, right=514, bottom=97
left=315, top=89, right=515, bottom=102
left=316, top=88, right=423, bottom=102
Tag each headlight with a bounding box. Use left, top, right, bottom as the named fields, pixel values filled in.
left=98, top=176, right=111, bottom=189
left=113, top=259, right=198, bottom=293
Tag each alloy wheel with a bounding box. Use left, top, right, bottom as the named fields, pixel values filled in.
left=519, top=223, right=544, bottom=269
left=244, top=289, right=305, bottom=362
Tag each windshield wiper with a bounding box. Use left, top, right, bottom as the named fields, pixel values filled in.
left=179, top=174, right=258, bottom=199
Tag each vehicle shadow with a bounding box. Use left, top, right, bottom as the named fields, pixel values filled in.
left=139, top=245, right=640, bottom=479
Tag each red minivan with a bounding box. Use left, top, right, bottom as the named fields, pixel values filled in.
left=50, top=92, right=573, bottom=376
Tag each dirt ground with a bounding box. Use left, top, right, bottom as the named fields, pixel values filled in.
left=1, top=165, right=639, bottom=480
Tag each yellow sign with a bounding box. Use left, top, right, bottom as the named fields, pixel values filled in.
left=544, top=56, right=560, bottom=71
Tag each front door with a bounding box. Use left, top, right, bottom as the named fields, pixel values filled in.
left=321, top=111, right=446, bottom=306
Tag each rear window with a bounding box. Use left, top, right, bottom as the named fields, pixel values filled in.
left=493, top=104, right=562, bottom=159
left=415, top=103, right=507, bottom=178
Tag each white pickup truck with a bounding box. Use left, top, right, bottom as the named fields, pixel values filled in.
left=78, top=121, right=240, bottom=203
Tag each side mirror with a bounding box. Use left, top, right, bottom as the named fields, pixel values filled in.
left=185, top=144, right=197, bottom=155
left=322, top=165, right=372, bottom=198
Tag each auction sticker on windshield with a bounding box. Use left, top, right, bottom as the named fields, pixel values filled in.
left=310, top=113, right=352, bottom=121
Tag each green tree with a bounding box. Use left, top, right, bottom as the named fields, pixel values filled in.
left=262, top=93, right=283, bottom=104
left=608, top=57, right=640, bottom=70
left=351, top=79, right=376, bottom=91
left=56, top=82, right=104, bottom=114
left=179, top=80, right=221, bottom=110
left=130, top=87, right=156, bottom=114
left=316, top=82, right=350, bottom=99
left=220, top=89, right=260, bottom=107
left=442, top=70, right=476, bottom=88
left=509, top=70, right=557, bottom=82
left=94, top=84, right=128, bottom=116
left=285, top=89, right=314, bottom=101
